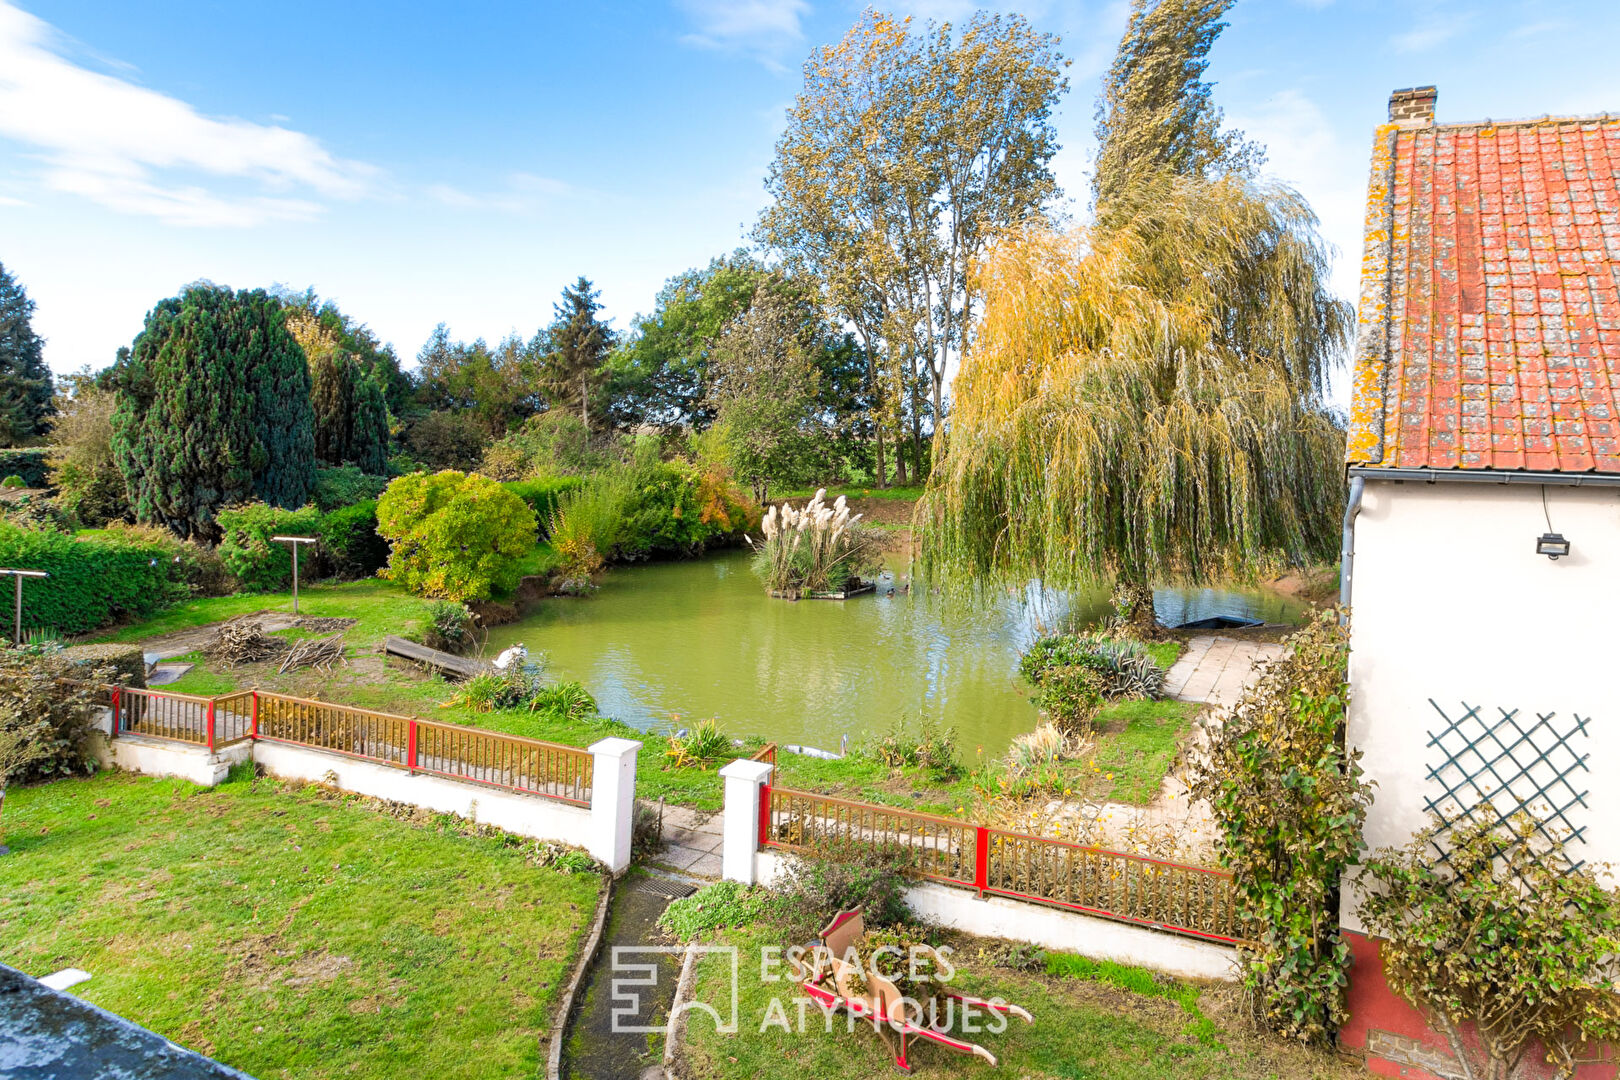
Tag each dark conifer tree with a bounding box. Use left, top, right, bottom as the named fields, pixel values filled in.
left=309, top=349, right=390, bottom=473
left=111, top=284, right=315, bottom=540
left=537, top=277, right=614, bottom=432
left=0, top=261, right=55, bottom=445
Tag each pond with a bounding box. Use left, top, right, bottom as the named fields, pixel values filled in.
left=484, top=551, right=1306, bottom=754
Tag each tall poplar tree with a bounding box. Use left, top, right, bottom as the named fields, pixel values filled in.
left=758, top=11, right=1067, bottom=473
left=111, top=285, right=315, bottom=540
left=1091, top=0, right=1261, bottom=209
left=921, top=0, right=1348, bottom=635
left=0, top=261, right=55, bottom=446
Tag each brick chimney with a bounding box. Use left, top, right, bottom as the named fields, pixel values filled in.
left=1388, top=86, right=1437, bottom=126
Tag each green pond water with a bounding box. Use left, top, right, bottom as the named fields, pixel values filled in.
left=484, top=551, right=1306, bottom=754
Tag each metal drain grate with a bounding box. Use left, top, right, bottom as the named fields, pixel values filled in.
left=635, top=874, right=698, bottom=900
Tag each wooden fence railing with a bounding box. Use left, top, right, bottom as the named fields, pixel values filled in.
left=760, top=784, right=1241, bottom=945
left=101, top=685, right=593, bottom=806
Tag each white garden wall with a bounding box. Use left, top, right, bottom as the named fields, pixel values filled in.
left=98, top=727, right=640, bottom=874
left=1343, top=479, right=1620, bottom=930
left=748, top=849, right=1237, bottom=982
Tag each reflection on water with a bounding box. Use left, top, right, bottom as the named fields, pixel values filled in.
left=483, top=551, right=1304, bottom=753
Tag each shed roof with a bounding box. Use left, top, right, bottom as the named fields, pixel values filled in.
left=1346, top=104, right=1620, bottom=474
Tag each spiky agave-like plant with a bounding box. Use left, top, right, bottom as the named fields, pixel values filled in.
left=917, top=173, right=1350, bottom=631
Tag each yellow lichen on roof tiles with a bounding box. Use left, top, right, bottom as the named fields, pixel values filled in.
left=1346, top=123, right=1399, bottom=466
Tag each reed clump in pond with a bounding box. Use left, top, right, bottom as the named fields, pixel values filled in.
left=746, top=489, right=883, bottom=597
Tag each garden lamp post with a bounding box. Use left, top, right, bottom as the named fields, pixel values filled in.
left=270, top=537, right=318, bottom=614
left=0, top=569, right=48, bottom=646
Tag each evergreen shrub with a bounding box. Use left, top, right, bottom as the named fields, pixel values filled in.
left=376, top=471, right=537, bottom=601
left=0, top=522, right=187, bottom=635
left=0, top=450, right=48, bottom=487
left=216, top=502, right=323, bottom=592
left=312, top=465, right=389, bottom=512
left=317, top=499, right=388, bottom=580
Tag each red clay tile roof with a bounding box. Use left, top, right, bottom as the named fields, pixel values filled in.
left=1346, top=116, right=1620, bottom=473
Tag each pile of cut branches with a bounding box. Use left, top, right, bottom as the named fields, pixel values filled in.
left=278, top=633, right=346, bottom=674
left=202, top=616, right=287, bottom=669
left=295, top=616, right=358, bottom=634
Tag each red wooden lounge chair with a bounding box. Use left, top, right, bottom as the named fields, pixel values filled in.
left=798, top=908, right=1032, bottom=1072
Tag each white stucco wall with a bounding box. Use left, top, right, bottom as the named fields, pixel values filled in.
left=102, top=734, right=252, bottom=787
left=1343, top=478, right=1620, bottom=931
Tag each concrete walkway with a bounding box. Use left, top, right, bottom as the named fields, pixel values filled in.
left=647, top=802, right=724, bottom=879
left=1163, top=635, right=1285, bottom=708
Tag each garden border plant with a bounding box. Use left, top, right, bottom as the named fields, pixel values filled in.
left=1190, top=608, right=1372, bottom=1046
left=1357, top=813, right=1620, bottom=1080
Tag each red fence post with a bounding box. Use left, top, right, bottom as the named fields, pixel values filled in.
left=110, top=687, right=121, bottom=738
left=205, top=699, right=216, bottom=752
left=250, top=691, right=259, bottom=740
left=407, top=719, right=418, bottom=772
left=974, top=825, right=989, bottom=898
left=758, top=783, right=771, bottom=848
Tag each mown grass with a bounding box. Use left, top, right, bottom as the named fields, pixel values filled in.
left=1090, top=699, right=1201, bottom=804
left=768, top=695, right=1200, bottom=814
left=92, top=578, right=433, bottom=650
left=0, top=769, right=601, bottom=1080
left=679, top=925, right=1358, bottom=1080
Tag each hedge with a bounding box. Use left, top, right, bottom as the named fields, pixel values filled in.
left=318, top=499, right=389, bottom=579
left=0, top=522, right=188, bottom=636
left=216, top=503, right=324, bottom=592
left=59, top=642, right=148, bottom=689
left=0, top=449, right=50, bottom=487
left=503, top=477, right=582, bottom=539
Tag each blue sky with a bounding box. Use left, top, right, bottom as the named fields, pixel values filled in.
left=2, top=0, right=1618, bottom=406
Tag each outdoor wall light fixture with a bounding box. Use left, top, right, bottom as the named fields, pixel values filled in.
left=1536, top=532, right=1571, bottom=560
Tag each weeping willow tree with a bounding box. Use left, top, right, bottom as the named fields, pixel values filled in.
left=917, top=173, right=1351, bottom=631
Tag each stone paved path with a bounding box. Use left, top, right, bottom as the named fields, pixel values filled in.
left=646, top=802, right=724, bottom=879
left=1163, top=635, right=1286, bottom=707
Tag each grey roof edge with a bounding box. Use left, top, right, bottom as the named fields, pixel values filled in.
left=0, top=962, right=257, bottom=1080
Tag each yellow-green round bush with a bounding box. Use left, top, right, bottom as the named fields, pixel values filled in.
left=376, top=470, right=537, bottom=602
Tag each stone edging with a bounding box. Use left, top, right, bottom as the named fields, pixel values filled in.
left=661, top=942, right=702, bottom=1076
left=546, top=871, right=615, bottom=1080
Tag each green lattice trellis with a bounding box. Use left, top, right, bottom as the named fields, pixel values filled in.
left=1423, top=700, right=1591, bottom=872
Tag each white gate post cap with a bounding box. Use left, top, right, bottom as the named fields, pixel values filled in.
left=588, top=737, right=642, bottom=758
left=719, top=759, right=774, bottom=783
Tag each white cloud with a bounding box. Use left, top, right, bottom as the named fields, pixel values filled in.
left=426, top=173, right=584, bottom=214
left=0, top=193, right=26, bottom=207
left=1390, top=12, right=1473, bottom=53
left=0, top=1, right=377, bottom=227
left=676, top=0, right=808, bottom=65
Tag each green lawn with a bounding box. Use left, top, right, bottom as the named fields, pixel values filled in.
left=680, top=925, right=1358, bottom=1080
left=0, top=770, right=601, bottom=1080
left=769, top=696, right=1201, bottom=815
left=92, top=578, right=434, bottom=649
left=1091, top=699, right=1201, bottom=804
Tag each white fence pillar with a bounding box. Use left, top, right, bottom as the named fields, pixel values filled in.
left=719, top=758, right=773, bottom=885
left=588, top=737, right=641, bottom=875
